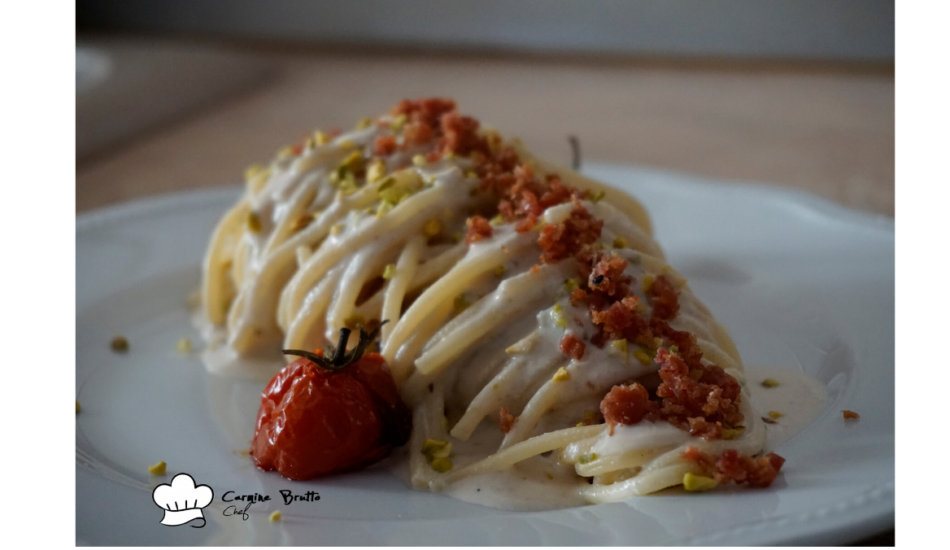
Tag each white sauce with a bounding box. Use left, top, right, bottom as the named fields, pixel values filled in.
left=386, top=366, right=830, bottom=511
left=388, top=421, right=590, bottom=511
left=744, top=366, right=829, bottom=451
left=192, top=310, right=284, bottom=381
left=195, top=114, right=833, bottom=511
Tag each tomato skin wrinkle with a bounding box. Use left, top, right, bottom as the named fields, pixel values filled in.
left=250, top=353, right=411, bottom=481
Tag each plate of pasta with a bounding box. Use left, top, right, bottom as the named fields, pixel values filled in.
left=76, top=99, right=894, bottom=545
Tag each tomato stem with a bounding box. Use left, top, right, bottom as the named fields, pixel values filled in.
left=284, top=320, right=388, bottom=372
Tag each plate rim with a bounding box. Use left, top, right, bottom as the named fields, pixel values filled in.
left=76, top=164, right=895, bottom=545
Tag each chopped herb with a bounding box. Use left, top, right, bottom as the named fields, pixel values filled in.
left=339, top=150, right=364, bottom=173
left=390, top=113, right=407, bottom=132
left=378, top=170, right=423, bottom=203
left=355, top=117, right=372, bottom=129
left=489, top=214, right=504, bottom=226
left=641, top=274, right=654, bottom=293
left=376, top=201, right=394, bottom=218
left=376, top=175, right=396, bottom=192
left=768, top=411, right=784, bottom=419
left=430, top=457, right=453, bottom=473
left=314, top=130, right=330, bottom=145
left=422, top=439, right=452, bottom=459
left=421, top=438, right=448, bottom=455
left=722, top=426, right=745, bottom=440
left=421, top=438, right=454, bottom=472
left=578, top=453, right=599, bottom=465
left=338, top=173, right=358, bottom=195
left=553, top=304, right=568, bottom=328
left=382, top=264, right=397, bottom=280
left=111, top=336, right=129, bottom=352
left=683, top=472, right=717, bottom=492
left=422, top=218, right=441, bottom=237
left=633, top=350, right=652, bottom=366
left=366, top=159, right=386, bottom=183
left=613, top=237, right=627, bottom=249
left=589, top=190, right=605, bottom=203
left=761, top=379, right=780, bottom=388
left=247, top=212, right=262, bottom=233
left=611, top=339, right=629, bottom=362
left=176, top=338, right=192, bottom=353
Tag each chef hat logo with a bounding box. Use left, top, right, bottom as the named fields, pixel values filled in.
left=152, top=473, right=214, bottom=527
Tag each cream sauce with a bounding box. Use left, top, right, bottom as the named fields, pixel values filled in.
left=192, top=310, right=284, bottom=382
left=744, top=366, right=829, bottom=451
left=388, top=421, right=590, bottom=511
left=196, top=110, right=832, bottom=510
left=393, top=366, right=829, bottom=511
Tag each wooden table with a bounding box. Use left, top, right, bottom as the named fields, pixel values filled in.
left=75, top=42, right=894, bottom=544
left=76, top=44, right=894, bottom=218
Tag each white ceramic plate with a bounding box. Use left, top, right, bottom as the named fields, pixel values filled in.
left=76, top=164, right=894, bottom=545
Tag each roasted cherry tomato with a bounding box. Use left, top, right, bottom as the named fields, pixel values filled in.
left=250, top=324, right=411, bottom=480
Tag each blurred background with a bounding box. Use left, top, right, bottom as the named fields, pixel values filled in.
left=76, top=0, right=894, bottom=220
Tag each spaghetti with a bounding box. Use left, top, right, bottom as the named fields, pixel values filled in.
left=200, top=98, right=780, bottom=507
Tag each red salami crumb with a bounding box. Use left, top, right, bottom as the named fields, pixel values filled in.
left=682, top=446, right=786, bottom=488
left=559, top=333, right=586, bottom=361
left=374, top=135, right=397, bottom=156
left=600, top=383, right=659, bottom=435
left=499, top=406, right=517, bottom=433
left=465, top=216, right=493, bottom=245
